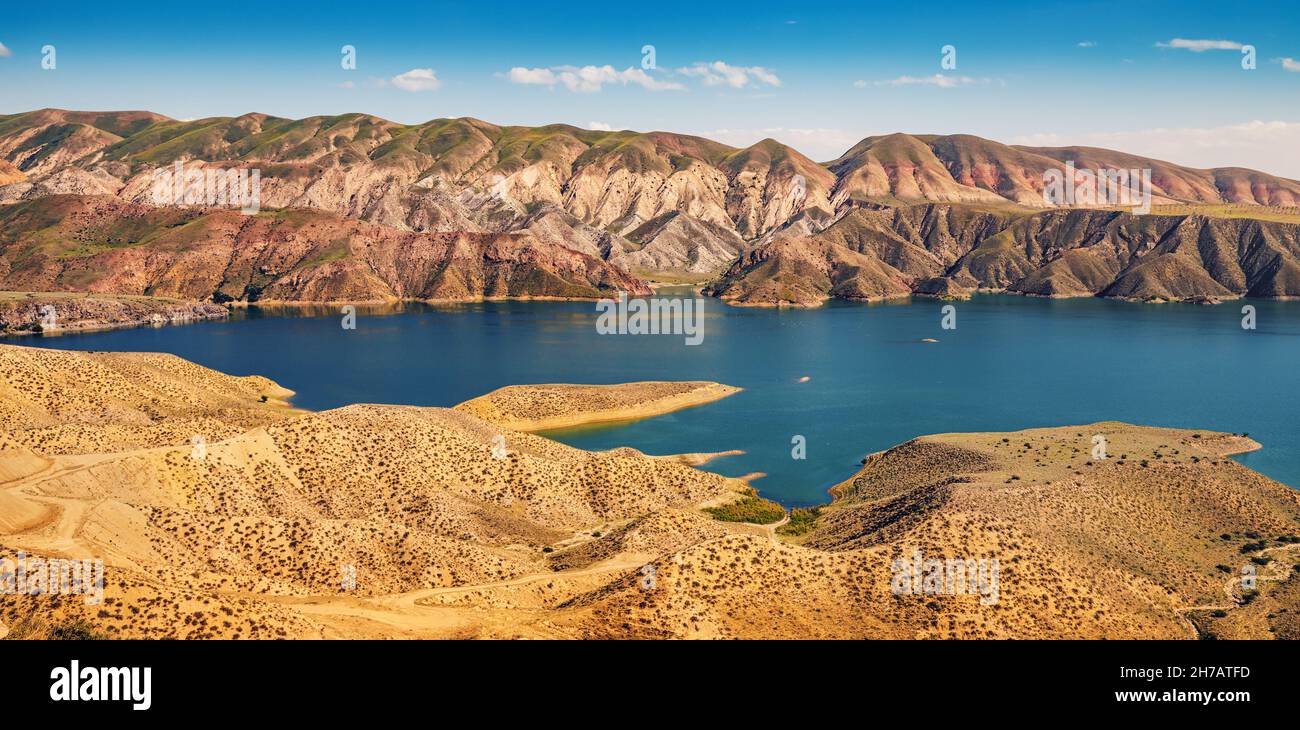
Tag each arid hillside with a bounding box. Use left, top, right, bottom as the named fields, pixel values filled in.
left=0, top=109, right=833, bottom=280
left=831, top=133, right=1300, bottom=208
left=555, top=424, right=1300, bottom=639
left=0, top=343, right=295, bottom=454
left=1, top=344, right=1296, bottom=639
left=3, top=108, right=1300, bottom=298
left=0, top=291, right=227, bottom=336
left=707, top=205, right=1300, bottom=305
left=0, top=195, right=650, bottom=303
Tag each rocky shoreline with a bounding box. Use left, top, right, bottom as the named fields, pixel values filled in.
left=0, top=293, right=228, bottom=337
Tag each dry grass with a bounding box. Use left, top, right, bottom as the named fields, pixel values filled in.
left=2, top=346, right=1297, bottom=639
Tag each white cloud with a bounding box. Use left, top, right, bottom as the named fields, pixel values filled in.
left=1077, top=41, right=1096, bottom=48
left=587, top=121, right=613, bottom=131
left=506, top=65, right=683, bottom=92
left=337, top=80, right=356, bottom=89
left=390, top=68, right=441, bottom=92
left=693, top=126, right=866, bottom=162
left=676, top=61, right=781, bottom=89
left=874, top=74, right=990, bottom=88
left=507, top=67, right=556, bottom=86
left=852, top=79, right=868, bottom=88
left=0, top=42, right=11, bottom=58
left=1012, top=120, right=1300, bottom=179
left=1281, top=57, right=1300, bottom=72
left=1156, top=38, right=1244, bottom=52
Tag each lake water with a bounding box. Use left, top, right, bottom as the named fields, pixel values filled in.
left=19, top=294, right=1300, bottom=506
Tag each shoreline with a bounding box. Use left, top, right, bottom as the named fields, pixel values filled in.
left=0, top=292, right=229, bottom=339
left=2, top=287, right=1291, bottom=330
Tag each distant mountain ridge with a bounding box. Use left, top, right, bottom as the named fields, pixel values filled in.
left=706, top=205, right=1300, bottom=306
left=2, top=108, right=1300, bottom=304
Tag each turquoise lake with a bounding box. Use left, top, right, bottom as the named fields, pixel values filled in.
left=20, top=294, right=1300, bottom=506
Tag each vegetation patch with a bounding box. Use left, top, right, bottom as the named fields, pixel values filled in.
left=777, top=506, right=823, bottom=536
left=705, top=495, right=785, bottom=525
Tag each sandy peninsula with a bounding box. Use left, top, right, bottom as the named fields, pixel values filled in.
left=454, top=381, right=742, bottom=432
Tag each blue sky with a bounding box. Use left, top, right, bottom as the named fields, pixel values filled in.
left=4, top=0, right=1300, bottom=174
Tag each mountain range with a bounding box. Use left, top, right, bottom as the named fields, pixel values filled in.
left=3, top=108, right=1300, bottom=305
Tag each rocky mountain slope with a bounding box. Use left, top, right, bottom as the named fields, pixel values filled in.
left=708, top=204, right=1300, bottom=305
left=0, top=195, right=649, bottom=303
left=831, top=133, right=1300, bottom=207
left=3, top=109, right=1300, bottom=303
left=0, top=292, right=227, bottom=336
left=0, top=109, right=836, bottom=280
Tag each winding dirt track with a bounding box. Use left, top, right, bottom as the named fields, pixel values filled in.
left=266, top=555, right=648, bottom=638
left=263, top=514, right=792, bottom=637
left=0, top=447, right=170, bottom=559
left=1173, top=543, right=1300, bottom=639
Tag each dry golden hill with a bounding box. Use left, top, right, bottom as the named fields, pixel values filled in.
left=0, top=387, right=749, bottom=637
left=552, top=423, right=1300, bottom=639
left=2, top=347, right=1297, bottom=639
left=455, top=381, right=741, bottom=431
left=0, top=343, right=296, bottom=454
